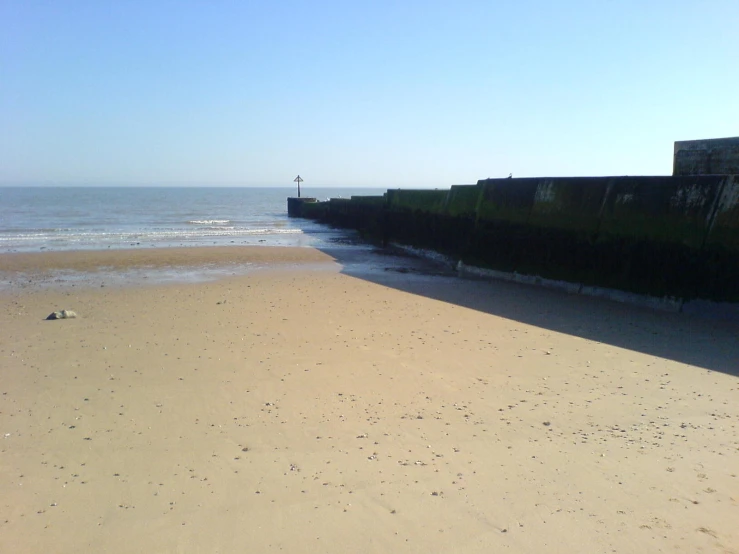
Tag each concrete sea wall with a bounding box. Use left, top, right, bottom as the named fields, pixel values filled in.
left=674, top=137, right=739, bottom=176
left=289, top=175, right=739, bottom=312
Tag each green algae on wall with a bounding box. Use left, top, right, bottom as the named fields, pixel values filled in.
left=465, top=179, right=540, bottom=271
left=289, top=175, right=739, bottom=303
left=597, top=177, right=721, bottom=248
left=443, top=185, right=481, bottom=217
left=516, top=178, right=609, bottom=283
left=591, top=176, right=728, bottom=298
left=387, top=189, right=449, bottom=214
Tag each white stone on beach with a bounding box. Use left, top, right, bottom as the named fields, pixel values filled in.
left=46, top=309, right=77, bottom=320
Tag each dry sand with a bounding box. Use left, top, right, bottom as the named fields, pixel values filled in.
left=1, top=246, right=738, bottom=553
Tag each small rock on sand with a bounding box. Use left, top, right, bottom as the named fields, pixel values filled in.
left=46, top=310, right=77, bottom=320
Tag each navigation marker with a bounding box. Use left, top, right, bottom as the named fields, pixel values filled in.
left=294, top=175, right=304, bottom=198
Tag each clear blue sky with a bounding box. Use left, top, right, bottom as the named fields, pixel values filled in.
left=1, top=0, right=737, bottom=187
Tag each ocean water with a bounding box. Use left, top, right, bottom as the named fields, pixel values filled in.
left=0, top=186, right=385, bottom=253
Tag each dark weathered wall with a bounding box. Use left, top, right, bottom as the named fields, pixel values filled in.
left=289, top=176, right=739, bottom=303
left=702, top=178, right=739, bottom=301
left=384, top=189, right=470, bottom=253
left=674, top=137, right=739, bottom=176
left=287, top=197, right=321, bottom=217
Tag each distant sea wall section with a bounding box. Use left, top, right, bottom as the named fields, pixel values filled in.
left=288, top=175, right=739, bottom=316
left=674, top=137, right=739, bottom=176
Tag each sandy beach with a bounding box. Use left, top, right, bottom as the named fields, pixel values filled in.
left=1, top=246, right=738, bottom=553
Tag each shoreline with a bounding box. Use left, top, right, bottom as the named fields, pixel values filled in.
left=1, top=246, right=738, bottom=552
left=0, top=245, right=337, bottom=273
left=0, top=245, right=341, bottom=290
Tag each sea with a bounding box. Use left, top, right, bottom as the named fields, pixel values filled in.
left=0, top=186, right=385, bottom=253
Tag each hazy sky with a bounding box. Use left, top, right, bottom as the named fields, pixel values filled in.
left=1, top=1, right=737, bottom=187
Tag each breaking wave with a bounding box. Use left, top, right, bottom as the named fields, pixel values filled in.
left=187, top=219, right=231, bottom=225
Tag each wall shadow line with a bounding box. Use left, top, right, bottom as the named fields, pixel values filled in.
left=312, top=240, right=739, bottom=378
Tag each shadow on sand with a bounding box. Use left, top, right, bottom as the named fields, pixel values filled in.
left=314, top=237, right=739, bottom=378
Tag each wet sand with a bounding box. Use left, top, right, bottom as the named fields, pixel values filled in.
left=1, top=246, right=738, bottom=553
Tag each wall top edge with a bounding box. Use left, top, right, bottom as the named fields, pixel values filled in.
left=674, top=137, right=739, bottom=150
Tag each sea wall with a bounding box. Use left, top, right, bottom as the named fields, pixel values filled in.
left=289, top=175, right=739, bottom=309
left=674, top=137, right=739, bottom=176
left=287, top=197, right=320, bottom=217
